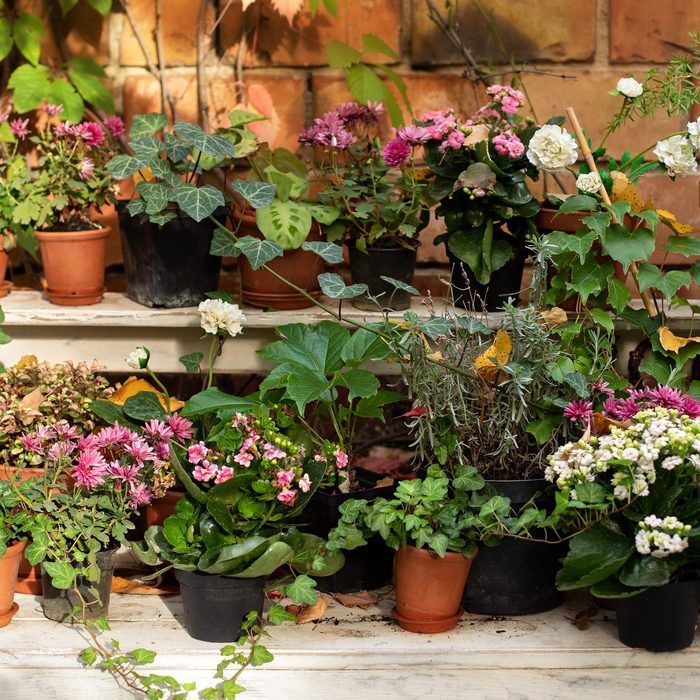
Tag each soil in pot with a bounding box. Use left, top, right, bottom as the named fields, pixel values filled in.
left=236, top=210, right=324, bottom=310
left=174, top=570, right=266, bottom=642
left=393, top=545, right=476, bottom=634
left=298, top=468, right=396, bottom=594
left=616, top=580, right=700, bottom=651
left=36, top=227, right=110, bottom=306
left=348, top=245, right=417, bottom=312
left=0, top=540, right=26, bottom=628
left=119, top=204, right=223, bottom=308
left=464, top=478, right=566, bottom=616
left=41, top=547, right=118, bottom=622
left=448, top=242, right=526, bottom=312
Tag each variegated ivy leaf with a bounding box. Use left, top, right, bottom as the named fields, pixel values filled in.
left=234, top=236, right=283, bottom=270
left=129, top=112, right=167, bottom=140
left=232, top=180, right=277, bottom=210
left=126, top=198, right=146, bottom=217
left=106, top=153, right=145, bottom=180
left=318, top=272, right=368, bottom=299
left=150, top=211, right=177, bottom=226
left=173, top=121, right=235, bottom=159
left=136, top=182, right=172, bottom=216
left=130, top=136, right=164, bottom=159
left=379, top=276, right=419, bottom=295
left=171, top=183, right=225, bottom=222
left=164, top=133, right=191, bottom=163
left=301, top=241, right=344, bottom=264
left=209, top=227, right=237, bottom=257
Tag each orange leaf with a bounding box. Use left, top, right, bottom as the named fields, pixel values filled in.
left=331, top=590, right=378, bottom=609
left=15, top=355, right=37, bottom=369
left=656, top=209, right=696, bottom=236
left=589, top=412, right=628, bottom=435
left=295, top=594, right=328, bottom=624
left=270, top=0, right=304, bottom=24
left=19, top=387, right=43, bottom=411
left=537, top=307, right=568, bottom=328
left=109, top=377, right=184, bottom=412
left=658, top=326, right=700, bottom=353
left=474, top=330, right=512, bottom=381
left=611, top=171, right=653, bottom=213
left=245, top=84, right=280, bottom=148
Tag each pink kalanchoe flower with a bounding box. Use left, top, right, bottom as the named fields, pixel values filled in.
left=444, top=130, right=466, bottom=150
left=214, top=466, right=234, bottom=484
left=276, top=469, right=295, bottom=487
left=143, top=419, right=174, bottom=442
left=43, top=103, right=64, bottom=116
left=277, top=489, right=297, bottom=506
left=563, top=400, right=593, bottom=423
left=234, top=452, right=253, bottom=468
left=187, top=441, right=209, bottom=465
left=72, top=449, right=108, bottom=489
left=128, top=483, right=152, bottom=508
left=192, top=459, right=218, bottom=481
left=167, top=414, right=194, bottom=441
left=492, top=132, right=524, bottom=158
left=263, top=443, right=286, bottom=461
left=397, top=125, right=430, bottom=145
left=104, top=115, right=125, bottom=137
left=241, top=433, right=258, bottom=453
left=75, top=121, right=105, bottom=148
left=500, top=95, right=521, bottom=114
left=298, top=473, right=311, bottom=493
left=335, top=448, right=349, bottom=470
left=382, top=138, right=411, bottom=167
left=78, top=157, right=95, bottom=181
left=10, top=118, right=30, bottom=139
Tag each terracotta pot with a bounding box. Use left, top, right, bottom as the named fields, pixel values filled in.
left=35, top=226, right=110, bottom=305
left=146, top=489, right=183, bottom=528
left=392, top=545, right=477, bottom=633
left=0, top=249, right=10, bottom=298
left=235, top=209, right=324, bottom=310
left=0, top=540, right=26, bottom=628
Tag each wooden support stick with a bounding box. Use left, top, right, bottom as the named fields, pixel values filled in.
left=565, top=107, right=657, bottom=318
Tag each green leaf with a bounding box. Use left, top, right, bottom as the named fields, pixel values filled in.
left=287, top=366, right=333, bottom=413
left=588, top=308, right=614, bottom=334
left=345, top=63, right=387, bottom=106
left=171, top=183, right=225, bottom=223
left=355, top=390, right=403, bottom=420
left=0, top=17, right=12, bottom=62
left=327, top=39, right=362, bottom=68
left=88, top=0, right=112, bottom=16
left=526, top=413, right=562, bottom=446
left=603, top=223, right=656, bottom=273
left=44, top=561, right=76, bottom=590
left=210, top=226, right=238, bottom=257
left=362, top=33, right=398, bottom=59
left=318, top=272, right=367, bottom=299
left=232, top=181, right=277, bottom=209
left=250, top=644, right=274, bottom=668
left=581, top=211, right=611, bottom=239
left=8, top=64, right=51, bottom=112
left=545, top=229, right=598, bottom=264
left=79, top=647, right=97, bottom=666
left=67, top=59, right=114, bottom=113
left=305, top=203, right=340, bottom=225
left=558, top=195, right=598, bottom=213
left=562, top=371, right=590, bottom=398
left=59, top=0, right=81, bottom=12
left=285, top=574, right=318, bottom=605
left=255, top=200, right=312, bottom=250
left=568, top=260, right=612, bottom=303
left=12, top=11, right=44, bottom=66
left=234, top=235, right=284, bottom=270
left=123, top=391, right=166, bottom=421
left=179, top=352, right=203, bottom=372
left=174, top=121, right=236, bottom=159
left=181, top=388, right=257, bottom=417
left=131, top=648, right=157, bottom=665
left=235, top=541, right=295, bottom=578
left=619, top=556, right=670, bottom=588
left=24, top=530, right=50, bottom=565
left=637, top=263, right=691, bottom=300
left=379, top=276, right=419, bottom=295
left=573, top=483, right=608, bottom=504
left=46, top=79, right=84, bottom=122
left=90, top=399, right=139, bottom=429
left=129, top=113, right=167, bottom=140
left=336, top=368, right=379, bottom=401
left=662, top=235, right=700, bottom=256
left=268, top=604, right=297, bottom=625
left=301, top=241, right=344, bottom=263
left=106, top=154, right=145, bottom=180
left=606, top=277, right=631, bottom=314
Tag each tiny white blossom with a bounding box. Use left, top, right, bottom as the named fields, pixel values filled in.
left=688, top=117, right=700, bottom=150
left=616, top=77, right=643, bottom=98
left=126, top=346, right=149, bottom=370
left=654, top=135, right=698, bottom=177
left=526, top=124, right=579, bottom=173
left=198, top=299, right=246, bottom=337
left=575, top=172, right=602, bottom=194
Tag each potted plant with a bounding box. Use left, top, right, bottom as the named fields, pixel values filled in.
left=0, top=478, right=32, bottom=628
left=107, top=111, right=274, bottom=308
left=299, top=101, right=430, bottom=311
left=132, top=404, right=343, bottom=642
left=0, top=105, right=121, bottom=305
left=416, top=87, right=541, bottom=310
left=15, top=419, right=158, bottom=622
left=548, top=406, right=700, bottom=651
left=257, top=320, right=404, bottom=592
left=328, top=465, right=500, bottom=633
left=235, top=146, right=340, bottom=310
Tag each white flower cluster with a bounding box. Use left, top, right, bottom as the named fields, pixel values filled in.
left=616, top=77, right=644, bottom=98
left=654, top=134, right=698, bottom=177
left=198, top=299, right=246, bottom=337
left=575, top=172, right=602, bottom=194
left=634, top=514, right=691, bottom=558
left=526, top=124, right=579, bottom=173
left=126, top=346, right=149, bottom=370
left=546, top=408, right=700, bottom=502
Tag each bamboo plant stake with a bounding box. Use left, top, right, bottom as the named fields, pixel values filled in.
left=565, top=106, right=657, bottom=318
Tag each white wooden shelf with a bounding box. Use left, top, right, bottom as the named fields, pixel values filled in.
left=2, top=588, right=698, bottom=699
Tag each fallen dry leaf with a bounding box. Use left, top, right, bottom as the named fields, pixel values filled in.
left=285, top=603, right=302, bottom=616
left=538, top=307, right=568, bottom=328
left=331, top=590, right=378, bottom=609
left=375, top=477, right=395, bottom=488
left=589, top=412, right=628, bottom=435
left=658, top=326, right=700, bottom=353
left=611, top=171, right=654, bottom=213
left=111, top=575, right=178, bottom=596
left=110, top=377, right=185, bottom=412
left=474, top=330, right=512, bottom=381
left=295, top=594, right=328, bottom=624
left=657, top=209, right=696, bottom=236
left=15, top=355, right=37, bottom=369
left=19, top=387, right=43, bottom=411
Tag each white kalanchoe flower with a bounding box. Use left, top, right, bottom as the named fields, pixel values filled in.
left=575, top=172, right=602, bottom=194
left=687, top=117, right=700, bottom=150
left=526, top=124, right=578, bottom=173
left=616, top=76, right=643, bottom=98
left=654, top=135, right=698, bottom=177
left=198, top=299, right=246, bottom=337
left=126, top=346, right=149, bottom=370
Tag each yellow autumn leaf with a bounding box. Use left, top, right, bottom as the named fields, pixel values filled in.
left=427, top=351, right=443, bottom=362
left=474, top=330, right=512, bottom=380
left=110, top=377, right=184, bottom=412
left=611, top=171, right=653, bottom=213
left=538, top=307, right=568, bottom=328
left=133, top=167, right=154, bottom=184
left=656, top=209, right=696, bottom=236
left=15, top=355, right=38, bottom=369
left=658, top=326, right=700, bottom=353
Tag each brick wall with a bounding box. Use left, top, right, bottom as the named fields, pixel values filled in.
left=52, top=0, right=700, bottom=268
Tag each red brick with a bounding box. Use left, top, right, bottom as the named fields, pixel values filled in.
left=411, top=0, right=596, bottom=65
left=219, top=0, right=401, bottom=67
left=609, top=1, right=700, bottom=63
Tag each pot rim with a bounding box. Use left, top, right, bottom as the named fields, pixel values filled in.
left=1, top=540, right=26, bottom=557
left=35, top=226, right=111, bottom=241
left=398, top=544, right=476, bottom=561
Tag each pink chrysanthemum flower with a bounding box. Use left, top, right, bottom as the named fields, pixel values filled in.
left=382, top=138, right=411, bottom=167
left=108, top=460, right=140, bottom=486
left=78, top=157, right=95, bottom=180
left=124, top=437, right=156, bottom=465
left=681, top=395, right=700, bottom=418
left=167, top=414, right=194, bottom=441
left=128, top=483, right=152, bottom=508
left=20, top=434, right=43, bottom=454
left=10, top=118, right=30, bottom=139
left=72, top=449, right=108, bottom=489
left=645, top=385, right=685, bottom=411
left=43, top=103, right=64, bottom=116
left=95, top=423, right=135, bottom=449
left=563, top=400, right=593, bottom=423
left=397, top=125, right=430, bottom=145
left=104, top=115, right=125, bottom=137
left=74, top=121, right=105, bottom=148
left=143, top=419, right=174, bottom=442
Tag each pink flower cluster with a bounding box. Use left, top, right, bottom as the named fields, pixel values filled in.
left=486, top=85, right=525, bottom=115
left=299, top=101, right=383, bottom=151
left=492, top=131, right=525, bottom=158
left=604, top=386, right=700, bottom=421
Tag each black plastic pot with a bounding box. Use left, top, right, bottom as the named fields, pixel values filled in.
left=41, top=547, right=117, bottom=622
left=301, top=468, right=396, bottom=593
left=174, top=570, right=265, bottom=642
left=118, top=203, right=224, bottom=308
left=447, top=241, right=526, bottom=311
left=464, top=478, right=566, bottom=615
left=348, top=245, right=417, bottom=311
left=616, top=580, right=700, bottom=651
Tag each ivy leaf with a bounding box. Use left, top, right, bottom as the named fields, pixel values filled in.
left=179, top=352, right=203, bottom=372
left=209, top=227, right=238, bottom=257
left=301, top=241, right=344, bottom=264
left=380, top=276, right=419, bottom=295
left=285, top=574, right=318, bottom=605
left=231, top=181, right=277, bottom=209
left=558, top=195, right=598, bottom=213
left=173, top=121, right=236, bottom=159
left=588, top=307, right=614, bottom=335
left=637, top=263, right=691, bottom=300
left=318, top=272, right=368, bottom=299
left=43, top=561, right=76, bottom=590
left=106, top=154, right=145, bottom=180
left=250, top=644, right=274, bottom=668
left=79, top=647, right=97, bottom=666
left=546, top=230, right=598, bottom=264
left=268, top=604, right=296, bottom=625
left=8, top=64, right=51, bottom=112
left=234, top=235, right=283, bottom=270
left=606, top=277, right=631, bottom=314
left=581, top=211, right=611, bottom=239
left=130, top=648, right=157, bottom=665
left=24, top=530, right=49, bottom=565
left=662, top=235, right=700, bottom=256
left=602, top=223, right=656, bottom=273
left=171, top=183, right=225, bottom=222
left=562, top=371, right=590, bottom=398
left=568, top=260, right=612, bottom=303
left=129, top=113, right=167, bottom=140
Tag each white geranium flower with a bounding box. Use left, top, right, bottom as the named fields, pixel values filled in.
left=616, top=77, right=643, bottom=98
left=126, top=346, right=149, bottom=370
left=198, top=299, right=246, bottom=337
left=654, top=135, right=698, bottom=177
left=575, top=172, right=602, bottom=194
left=687, top=117, right=700, bottom=149
left=526, top=124, right=578, bottom=173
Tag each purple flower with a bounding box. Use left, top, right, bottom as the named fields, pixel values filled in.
left=10, top=118, right=30, bottom=139
left=104, top=116, right=125, bottom=137
left=563, top=400, right=593, bottom=424
left=298, top=111, right=356, bottom=150
left=682, top=395, right=700, bottom=418
left=382, top=138, right=411, bottom=167
left=74, top=121, right=105, bottom=148
left=43, top=103, right=64, bottom=116
left=397, top=125, right=430, bottom=145
left=167, top=414, right=194, bottom=441
left=20, top=434, right=43, bottom=454
left=603, top=396, right=640, bottom=421
left=645, top=385, right=685, bottom=411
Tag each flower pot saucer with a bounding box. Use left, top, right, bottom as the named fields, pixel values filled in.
left=391, top=606, right=463, bottom=634
left=0, top=602, right=19, bottom=629
left=44, top=286, right=106, bottom=306
left=0, top=281, right=12, bottom=298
